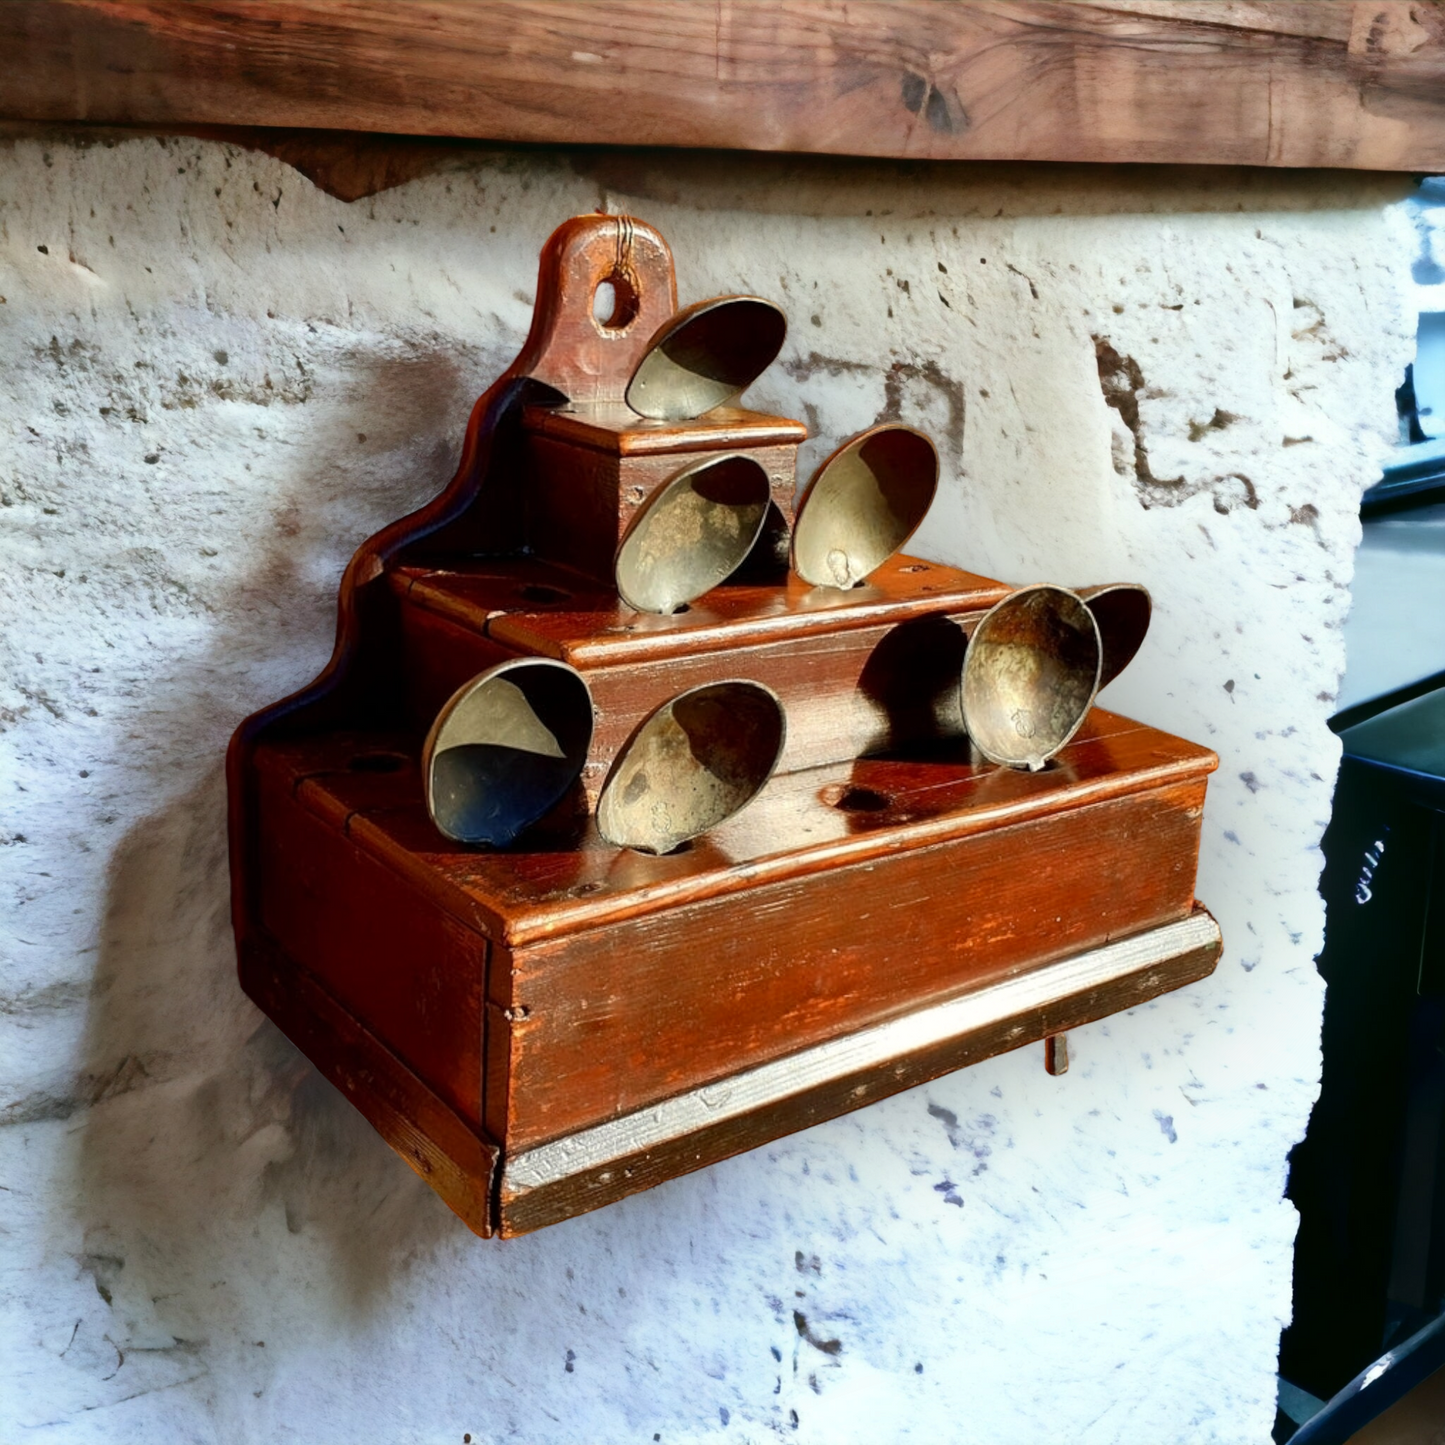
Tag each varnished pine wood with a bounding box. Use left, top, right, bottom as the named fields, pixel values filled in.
left=523, top=403, right=807, bottom=459
left=400, top=554, right=1011, bottom=667
left=393, top=554, right=1013, bottom=794
left=226, top=214, right=674, bottom=949
left=249, top=708, right=1214, bottom=1160
left=488, top=778, right=1208, bottom=1149
left=228, top=211, right=1221, bottom=1235
left=4, top=3, right=1445, bottom=171
left=254, top=746, right=489, bottom=1123
left=263, top=708, right=1214, bottom=947
left=496, top=909, right=1222, bottom=1236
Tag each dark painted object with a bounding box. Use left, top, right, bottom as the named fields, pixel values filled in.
left=1288, top=1311, right=1445, bottom=1445
left=1282, top=684, right=1445, bottom=1402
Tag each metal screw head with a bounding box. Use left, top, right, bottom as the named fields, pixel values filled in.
left=626, top=295, right=787, bottom=422
left=1075, top=583, right=1152, bottom=690
left=597, top=680, right=786, bottom=855
left=615, top=453, right=772, bottom=615
left=961, top=584, right=1102, bottom=771
left=792, top=425, right=938, bottom=589
left=423, top=658, right=594, bottom=847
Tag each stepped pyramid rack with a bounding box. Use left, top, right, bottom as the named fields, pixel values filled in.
left=228, top=214, right=1220, bottom=1238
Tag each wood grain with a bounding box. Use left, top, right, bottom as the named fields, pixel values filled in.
left=496, top=907, right=1223, bottom=1236
left=254, top=745, right=491, bottom=1124
left=281, top=708, right=1215, bottom=948
left=400, top=554, right=1010, bottom=669
left=227, top=211, right=1223, bottom=1234
left=487, top=777, right=1209, bottom=1150
left=249, top=711, right=1213, bottom=1162
left=393, top=553, right=1015, bottom=796
left=239, top=930, right=498, bottom=1237
left=3, top=2, right=1444, bottom=172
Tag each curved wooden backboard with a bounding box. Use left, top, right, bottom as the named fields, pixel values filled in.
left=226, top=213, right=677, bottom=943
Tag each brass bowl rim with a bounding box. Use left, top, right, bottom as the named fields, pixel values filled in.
left=625, top=293, right=788, bottom=420
left=422, top=655, right=594, bottom=843
left=613, top=450, right=773, bottom=614
left=1075, top=581, right=1153, bottom=689
left=597, top=676, right=788, bottom=851
left=791, top=422, right=940, bottom=588
left=961, top=582, right=1103, bottom=770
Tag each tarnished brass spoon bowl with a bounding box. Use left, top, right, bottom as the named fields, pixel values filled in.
left=424, top=658, right=594, bottom=847
left=598, top=680, right=786, bottom=854
left=961, top=584, right=1102, bottom=772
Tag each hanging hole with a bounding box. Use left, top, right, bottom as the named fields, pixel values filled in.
left=593, top=272, right=640, bottom=333
left=518, top=584, right=572, bottom=604
left=823, top=784, right=892, bottom=813
left=350, top=751, right=408, bottom=773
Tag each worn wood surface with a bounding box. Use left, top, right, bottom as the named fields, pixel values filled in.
left=3, top=2, right=1444, bottom=172
left=254, top=742, right=490, bottom=1123
left=487, top=775, right=1208, bottom=1149
left=225, top=214, right=672, bottom=947
left=524, top=403, right=807, bottom=460
left=399, top=554, right=1008, bottom=669
left=522, top=402, right=805, bottom=587
left=394, top=553, right=1012, bottom=793
left=228, top=211, right=1221, bottom=1234
left=265, top=707, right=1212, bottom=947
left=252, top=707, right=1214, bottom=1152
left=239, top=930, right=498, bottom=1237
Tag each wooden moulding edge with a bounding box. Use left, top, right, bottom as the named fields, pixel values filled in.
left=496, top=906, right=1222, bottom=1235
left=521, top=405, right=809, bottom=458
left=238, top=932, right=500, bottom=1238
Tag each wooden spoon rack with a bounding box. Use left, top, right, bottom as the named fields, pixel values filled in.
left=228, top=214, right=1220, bottom=1238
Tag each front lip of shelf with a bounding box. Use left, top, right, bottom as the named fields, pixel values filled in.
left=391, top=553, right=1013, bottom=668
left=499, top=907, right=1221, bottom=1229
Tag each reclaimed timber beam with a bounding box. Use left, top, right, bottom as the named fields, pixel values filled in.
left=1, top=2, right=1444, bottom=172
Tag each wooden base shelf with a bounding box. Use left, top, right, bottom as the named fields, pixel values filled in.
left=243, top=904, right=1219, bottom=1238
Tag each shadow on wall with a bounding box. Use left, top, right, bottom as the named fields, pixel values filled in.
left=70, top=345, right=485, bottom=1346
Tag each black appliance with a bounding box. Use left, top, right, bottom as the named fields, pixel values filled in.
left=1280, top=684, right=1445, bottom=1404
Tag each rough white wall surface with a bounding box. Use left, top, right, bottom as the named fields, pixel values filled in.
left=0, top=138, right=1412, bottom=1444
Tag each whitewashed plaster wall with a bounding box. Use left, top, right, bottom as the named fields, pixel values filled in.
left=0, top=137, right=1413, bottom=1445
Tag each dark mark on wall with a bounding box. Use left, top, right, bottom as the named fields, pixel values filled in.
left=1188, top=407, right=1238, bottom=442
left=793, top=1310, right=842, bottom=1355
left=80, top=1251, right=125, bottom=1306
left=877, top=359, right=966, bottom=459
left=933, top=1178, right=965, bottom=1207
left=782, top=351, right=871, bottom=384
left=1095, top=337, right=1259, bottom=514
left=1005, top=263, right=1039, bottom=300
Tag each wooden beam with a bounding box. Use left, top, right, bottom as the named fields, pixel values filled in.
left=1, top=2, right=1444, bottom=171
